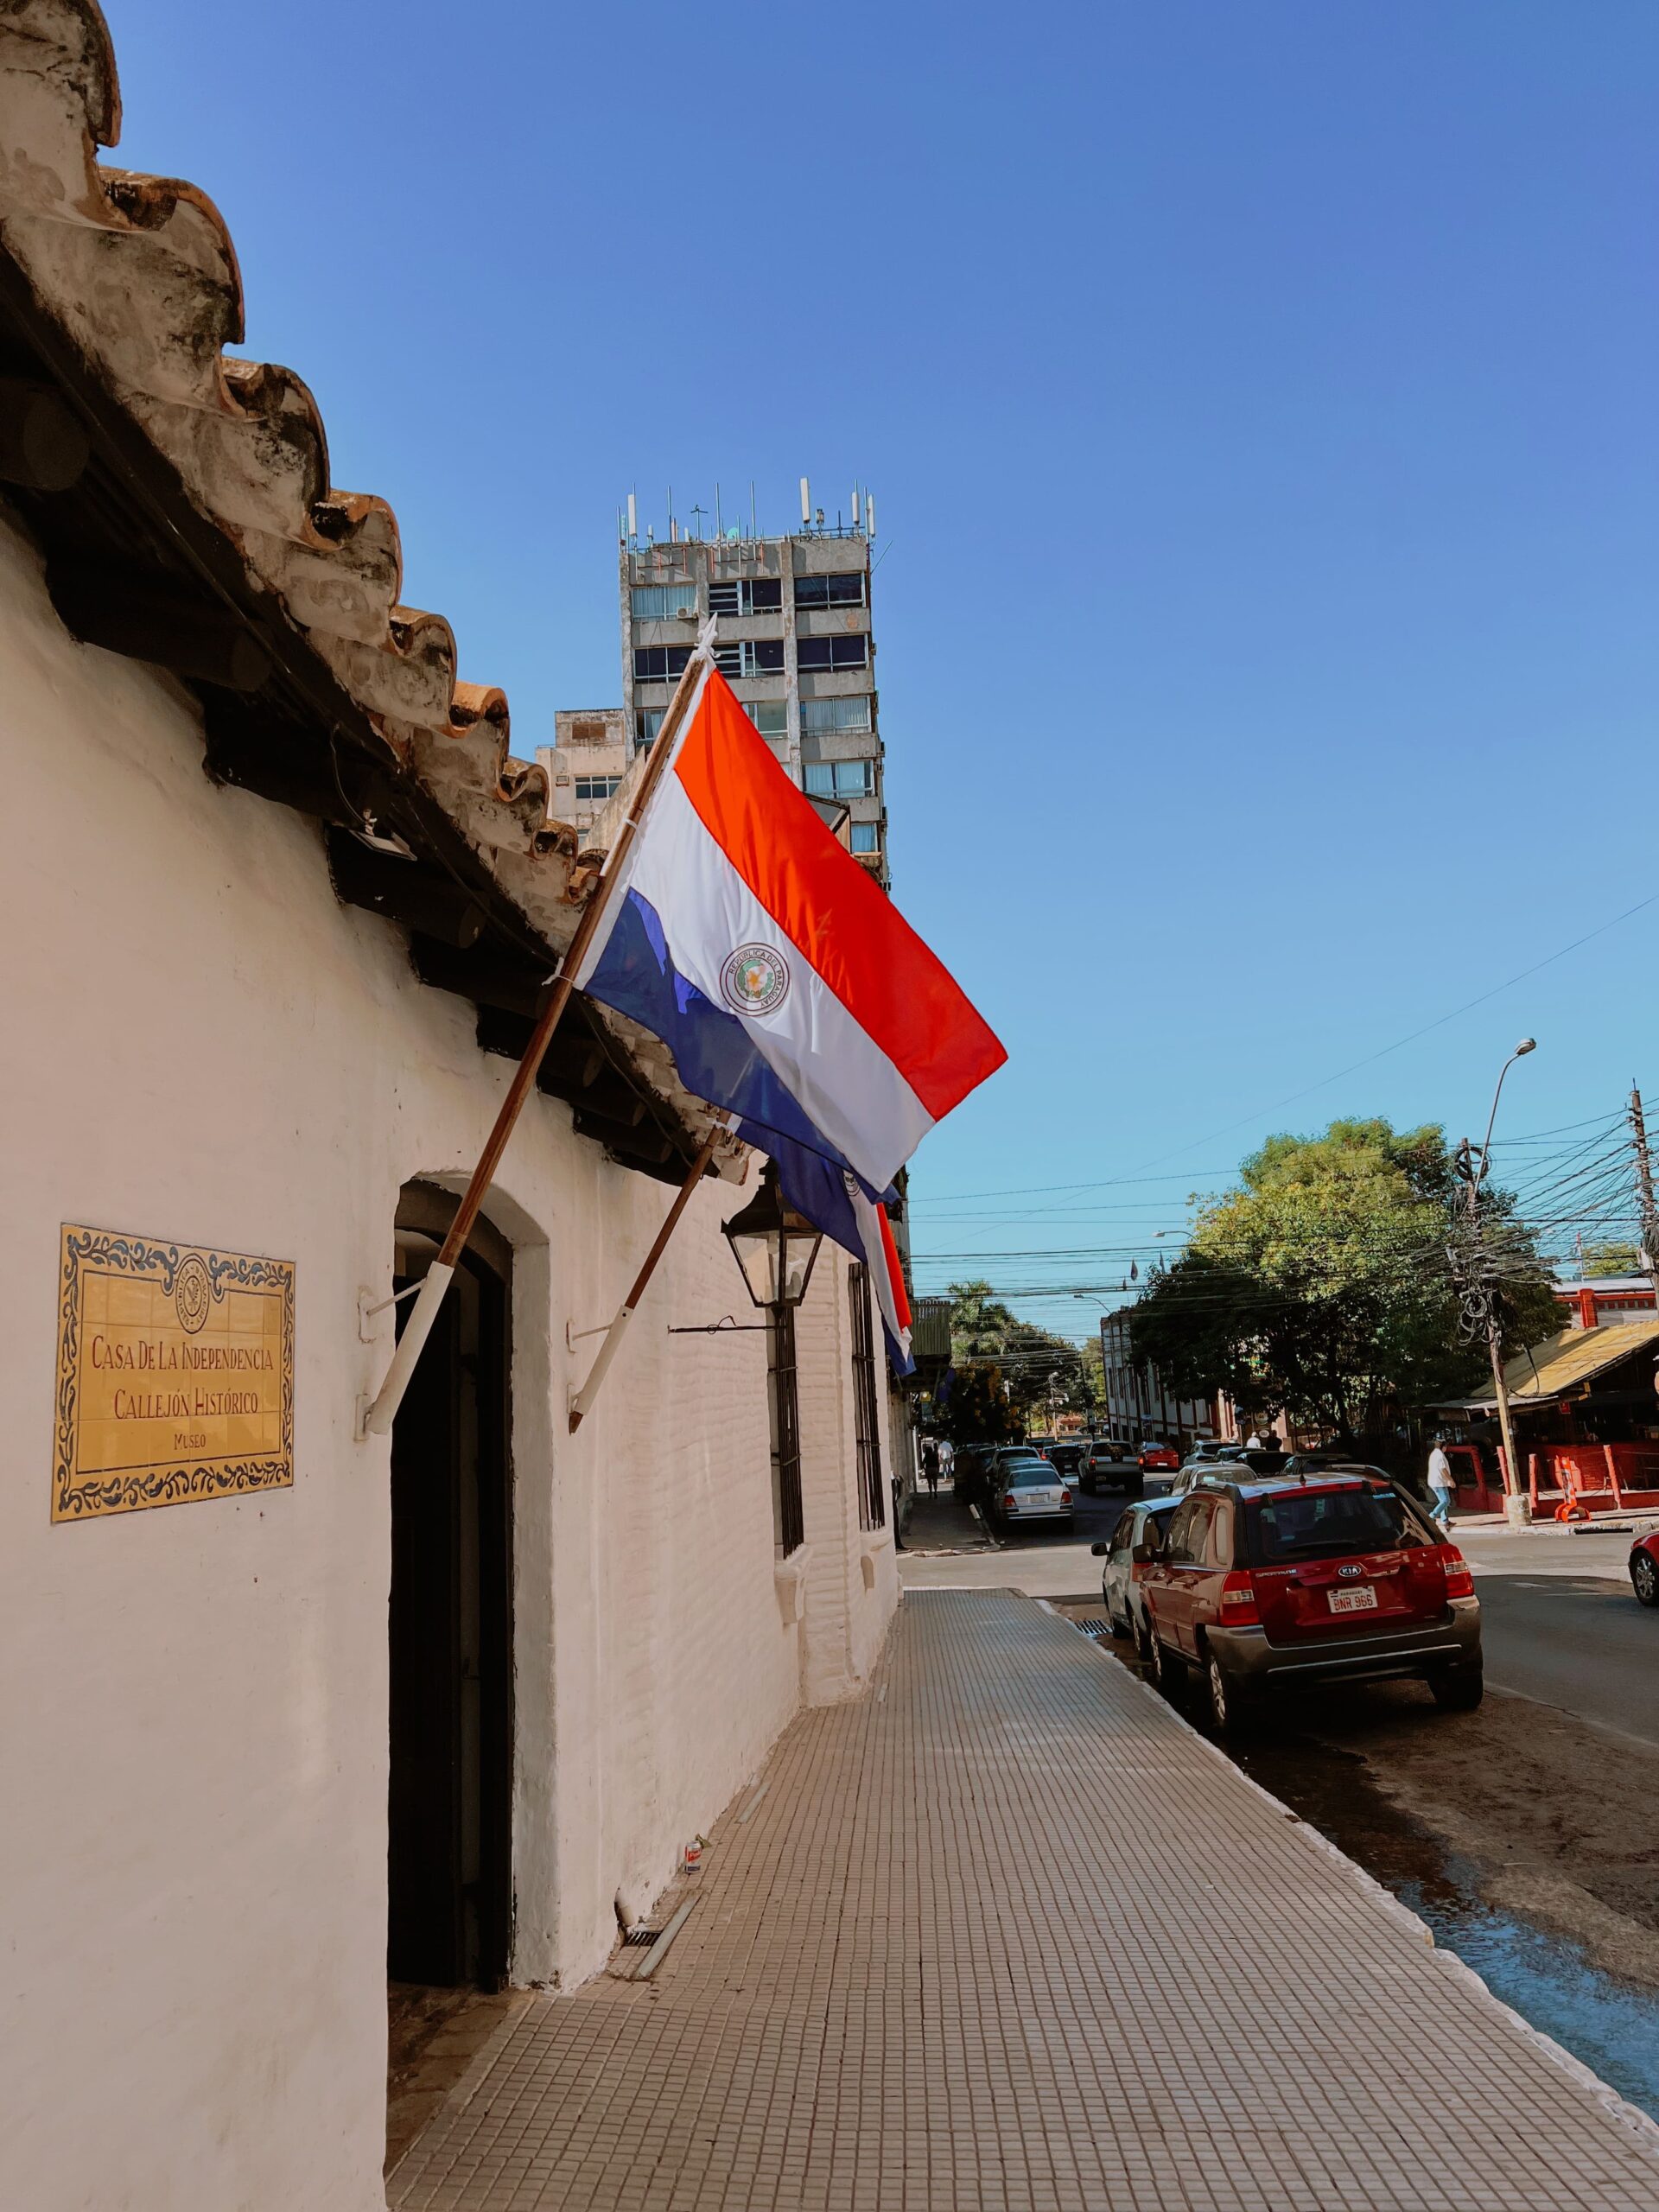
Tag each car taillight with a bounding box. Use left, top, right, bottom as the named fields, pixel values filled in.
left=1440, top=1547, right=1474, bottom=1599
left=1218, top=1571, right=1261, bottom=1626
left=1002, top=1494, right=1016, bottom=1511
left=1059, top=1490, right=1071, bottom=1505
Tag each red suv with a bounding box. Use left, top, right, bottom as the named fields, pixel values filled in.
left=1136, top=1469, right=1481, bottom=1733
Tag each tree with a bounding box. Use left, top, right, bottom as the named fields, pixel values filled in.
left=1579, top=1238, right=1643, bottom=1278
left=1129, top=1118, right=1553, bottom=1440
left=932, top=1362, right=1021, bottom=1447
left=943, top=1281, right=1090, bottom=1427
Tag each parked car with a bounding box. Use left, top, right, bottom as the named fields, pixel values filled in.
left=1181, top=1440, right=1247, bottom=1467
left=991, top=1452, right=1075, bottom=1535
left=1630, top=1529, right=1659, bottom=1606
left=1092, top=1497, right=1180, bottom=1645
left=1166, top=1444, right=1310, bottom=1500
left=1077, top=1439, right=1135, bottom=1496
left=952, top=1444, right=997, bottom=1509
left=1138, top=1441, right=1183, bottom=1498
left=1043, top=1438, right=1086, bottom=1478
left=1136, top=1469, right=1482, bottom=1733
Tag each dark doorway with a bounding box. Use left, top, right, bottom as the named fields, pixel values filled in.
left=386, top=1185, right=513, bottom=1992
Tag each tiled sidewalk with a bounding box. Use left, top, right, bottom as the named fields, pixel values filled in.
left=389, top=1591, right=1659, bottom=2211
left=899, top=1487, right=987, bottom=1552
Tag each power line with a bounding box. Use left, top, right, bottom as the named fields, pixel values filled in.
left=915, top=895, right=1659, bottom=1215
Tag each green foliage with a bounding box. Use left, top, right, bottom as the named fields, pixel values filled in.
left=941, top=1279, right=1093, bottom=1428
left=1129, top=1118, right=1552, bottom=1437
left=933, top=1362, right=1021, bottom=1447
left=1579, top=1239, right=1643, bottom=1278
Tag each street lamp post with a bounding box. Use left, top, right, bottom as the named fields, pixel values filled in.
left=1465, top=1039, right=1536, bottom=1530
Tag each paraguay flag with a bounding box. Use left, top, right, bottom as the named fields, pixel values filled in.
left=573, top=665, right=1005, bottom=1196
left=760, top=1125, right=916, bottom=1374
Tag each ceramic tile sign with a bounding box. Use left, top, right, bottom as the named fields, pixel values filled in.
left=52, top=1225, right=295, bottom=1522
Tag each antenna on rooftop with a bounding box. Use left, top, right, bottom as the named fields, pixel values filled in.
left=749, top=480, right=758, bottom=538
left=800, top=476, right=810, bottom=528
left=626, top=491, right=637, bottom=542
left=866, top=492, right=875, bottom=539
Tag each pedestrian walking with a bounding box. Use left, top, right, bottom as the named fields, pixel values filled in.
left=1427, top=1438, right=1456, bottom=1529
left=922, top=1438, right=939, bottom=1495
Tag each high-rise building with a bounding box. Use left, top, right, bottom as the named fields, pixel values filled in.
left=613, top=486, right=887, bottom=884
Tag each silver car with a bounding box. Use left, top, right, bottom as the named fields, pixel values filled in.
left=1092, top=1497, right=1180, bottom=1644
left=992, top=1452, right=1075, bottom=1534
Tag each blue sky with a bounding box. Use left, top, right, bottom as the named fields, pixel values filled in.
left=113, top=2, right=1658, bottom=1336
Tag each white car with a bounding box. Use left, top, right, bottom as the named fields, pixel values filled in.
left=1093, top=1497, right=1180, bottom=1644
left=991, top=1453, right=1074, bottom=1534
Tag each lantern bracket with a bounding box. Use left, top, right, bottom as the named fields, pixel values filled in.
left=666, top=1313, right=770, bottom=1335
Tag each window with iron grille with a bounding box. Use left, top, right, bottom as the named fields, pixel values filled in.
left=633, top=644, right=692, bottom=685
left=849, top=1263, right=886, bottom=1530
left=714, top=639, right=785, bottom=680
left=768, top=1307, right=805, bottom=1556
left=796, top=634, right=868, bottom=674
left=708, top=577, right=782, bottom=616
left=794, top=571, right=867, bottom=610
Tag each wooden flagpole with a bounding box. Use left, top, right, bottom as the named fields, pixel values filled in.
left=360, top=633, right=715, bottom=1439
left=567, top=1117, right=728, bottom=1433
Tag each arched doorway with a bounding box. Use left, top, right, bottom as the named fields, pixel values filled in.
left=386, top=1182, right=514, bottom=1990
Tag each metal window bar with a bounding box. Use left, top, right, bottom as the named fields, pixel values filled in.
left=768, top=1306, right=805, bottom=1556
left=709, top=578, right=783, bottom=617
left=849, top=1263, right=886, bottom=1530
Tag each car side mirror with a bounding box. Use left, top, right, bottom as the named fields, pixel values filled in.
left=1131, top=1541, right=1157, bottom=1566
left=1090, top=1541, right=1109, bottom=1556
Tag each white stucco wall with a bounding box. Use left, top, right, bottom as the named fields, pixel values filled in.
left=0, top=512, right=895, bottom=2211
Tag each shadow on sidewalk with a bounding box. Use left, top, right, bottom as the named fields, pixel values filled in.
left=901, top=1487, right=990, bottom=1553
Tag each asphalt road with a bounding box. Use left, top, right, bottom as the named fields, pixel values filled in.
left=1472, top=1570, right=1659, bottom=1745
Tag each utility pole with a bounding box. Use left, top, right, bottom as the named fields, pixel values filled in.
left=1448, top=1041, right=1537, bottom=1528
left=1630, top=1085, right=1659, bottom=1310
left=1455, top=1139, right=1525, bottom=1525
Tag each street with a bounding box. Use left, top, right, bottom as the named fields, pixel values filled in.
left=1471, top=1567, right=1658, bottom=1745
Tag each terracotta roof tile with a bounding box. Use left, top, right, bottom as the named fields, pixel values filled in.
left=0, top=0, right=741, bottom=1169
left=0, top=0, right=583, bottom=935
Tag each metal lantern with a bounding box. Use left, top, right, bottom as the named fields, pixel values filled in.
left=721, top=1164, right=824, bottom=1310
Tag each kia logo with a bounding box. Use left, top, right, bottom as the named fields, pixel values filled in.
left=1337, top=1564, right=1364, bottom=1580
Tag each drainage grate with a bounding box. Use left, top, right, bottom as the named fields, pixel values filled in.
left=1072, top=1618, right=1115, bottom=1643
left=609, top=1897, right=699, bottom=1981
